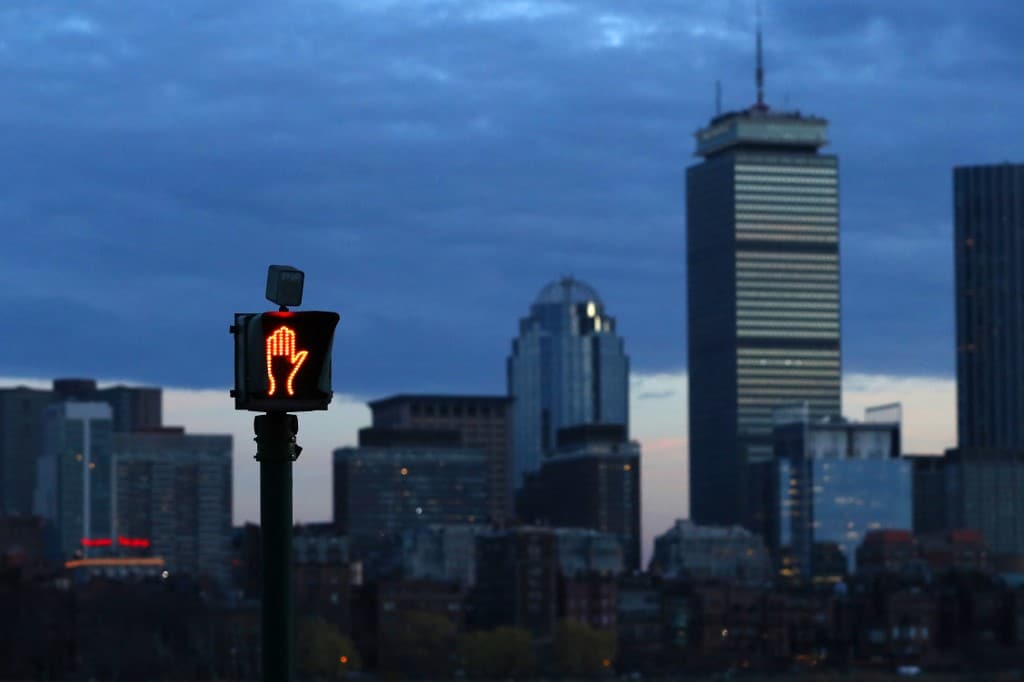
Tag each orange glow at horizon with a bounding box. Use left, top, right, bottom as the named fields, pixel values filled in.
left=265, top=325, right=309, bottom=397
left=65, top=557, right=166, bottom=569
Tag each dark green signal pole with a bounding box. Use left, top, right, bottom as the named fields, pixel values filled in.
left=255, top=412, right=300, bottom=682
left=232, top=265, right=340, bottom=682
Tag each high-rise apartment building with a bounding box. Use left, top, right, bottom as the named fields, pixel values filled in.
left=368, top=395, right=513, bottom=523
left=686, top=36, right=840, bottom=533
left=112, top=429, right=233, bottom=586
left=955, top=164, right=1024, bottom=449
left=507, top=278, right=629, bottom=491
left=33, top=402, right=114, bottom=558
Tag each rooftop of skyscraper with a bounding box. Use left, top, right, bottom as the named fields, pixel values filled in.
left=533, top=276, right=602, bottom=306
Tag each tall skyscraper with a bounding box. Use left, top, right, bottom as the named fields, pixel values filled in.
left=368, top=395, right=513, bottom=523
left=686, top=27, right=840, bottom=533
left=112, top=429, right=233, bottom=586
left=955, top=164, right=1024, bottom=449
left=507, top=277, right=629, bottom=491
left=33, top=401, right=114, bottom=558
left=947, top=163, right=1024, bottom=561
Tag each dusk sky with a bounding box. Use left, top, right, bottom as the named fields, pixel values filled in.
left=2, top=1, right=1020, bottom=558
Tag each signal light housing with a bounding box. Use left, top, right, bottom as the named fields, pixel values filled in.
left=232, top=310, right=340, bottom=412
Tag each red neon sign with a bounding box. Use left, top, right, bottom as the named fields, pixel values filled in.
left=118, top=536, right=151, bottom=549
left=81, top=537, right=151, bottom=549
left=265, top=325, right=308, bottom=397
left=81, top=537, right=112, bottom=548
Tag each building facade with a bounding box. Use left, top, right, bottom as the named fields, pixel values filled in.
left=517, top=424, right=641, bottom=570
left=1, top=380, right=162, bottom=517
left=507, top=277, right=629, bottom=491
left=954, top=164, right=1024, bottom=450
left=33, top=402, right=114, bottom=559
left=368, top=395, right=513, bottom=524
left=112, top=430, right=233, bottom=586
left=333, top=443, right=490, bottom=540
left=941, top=447, right=1024, bottom=558
left=686, top=78, right=840, bottom=534
left=472, top=527, right=560, bottom=636
left=399, top=523, right=487, bottom=587
left=0, top=387, right=53, bottom=516
left=651, top=519, right=772, bottom=585
left=909, top=454, right=949, bottom=536
left=774, top=408, right=909, bottom=579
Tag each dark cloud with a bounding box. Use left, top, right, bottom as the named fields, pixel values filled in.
left=0, top=0, right=1019, bottom=394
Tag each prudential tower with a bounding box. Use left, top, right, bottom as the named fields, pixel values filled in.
left=686, top=18, right=841, bottom=536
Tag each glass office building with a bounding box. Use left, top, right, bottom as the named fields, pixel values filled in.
left=507, top=277, right=629, bottom=490
left=774, top=407, right=909, bottom=579
left=32, top=402, right=114, bottom=558
left=955, top=164, right=1024, bottom=449
left=687, top=101, right=840, bottom=533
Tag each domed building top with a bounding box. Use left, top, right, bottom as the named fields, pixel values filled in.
left=533, top=276, right=603, bottom=307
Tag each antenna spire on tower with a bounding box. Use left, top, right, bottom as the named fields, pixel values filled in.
left=755, top=0, right=765, bottom=108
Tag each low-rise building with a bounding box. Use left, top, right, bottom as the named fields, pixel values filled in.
left=651, top=519, right=772, bottom=585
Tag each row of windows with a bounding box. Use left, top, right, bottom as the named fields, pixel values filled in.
left=737, top=232, right=838, bottom=244
left=738, top=299, right=838, bottom=310
left=737, top=273, right=839, bottom=284
left=739, top=388, right=840, bottom=401
left=738, top=358, right=840, bottom=369
left=736, top=193, right=838, bottom=206
left=739, top=316, right=839, bottom=330
left=740, top=374, right=840, bottom=386
left=737, top=223, right=838, bottom=235
left=735, top=183, right=837, bottom=195
left=739, top=263, right=838, bottom=275
left=738, top=329, right=839, bottom=340
left=738, top=301, right=838, bottom=312
left=737, top=250, right=838, bottom=262
left=738, top=285, right=839, bottom=298
left=738, top=289, right=838, bottom=301
left=741, top=373, right=840, bottom=386
left=741, top=307, right=843, bottom=319
left=739, top=312, right=838, bottom=325
left=737, top=349, right=839, bottom=360
left=736, top=177, right=838, bottom=190
left=735, top=165, right=837, bottom=176
left=737, top=203, right=838, bottom=216
left=737, top=212, right=838, bottom=224
left=738, top=265, right=839, bottom=277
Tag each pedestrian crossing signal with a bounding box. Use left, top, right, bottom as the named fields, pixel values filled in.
left=232, top=310, right=340, bottom=412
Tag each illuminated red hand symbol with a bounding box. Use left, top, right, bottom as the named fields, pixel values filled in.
left=266, top=326, right=309, bottom=397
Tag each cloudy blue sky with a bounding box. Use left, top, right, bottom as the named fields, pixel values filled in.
left=5, top=0, right=1022, bottom=392
left=2, top=1, right=1020, bottom=551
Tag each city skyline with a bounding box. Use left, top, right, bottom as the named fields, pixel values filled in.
left=2, top=1, right=1021, bottom=397
left=0, top=370, right=957, bottom=565
left=0, top=1, right=1015, bottom=564
left=4, top=3, right=1024, bottom=678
